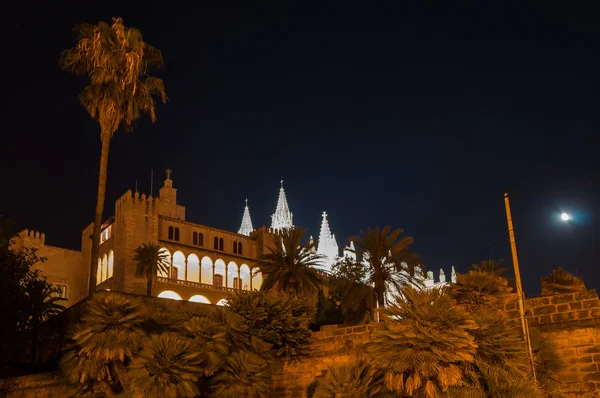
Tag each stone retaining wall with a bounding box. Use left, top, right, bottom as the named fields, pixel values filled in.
left=4, top=290, right=600, bottom=397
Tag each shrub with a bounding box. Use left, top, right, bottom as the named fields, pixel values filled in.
left=227, top=291, right=312, bottom=359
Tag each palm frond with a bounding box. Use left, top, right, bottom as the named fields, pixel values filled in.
left=209, top=350, right=272, bottom=398
left=367, top=286, right=478, bottom=397
left=311, top=359, right=384, bottom=397
left=128, top=333, right=202, bottom=398
left=72, top=294, right=143, bottom=362
left=352, top=226, right=420, bottom=308
left=257, top=227, right=324, bottom=298
left=60, top=17, right=167, bottom=139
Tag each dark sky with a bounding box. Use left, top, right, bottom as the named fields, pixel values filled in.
left=4, top=2, right=600, bottom=295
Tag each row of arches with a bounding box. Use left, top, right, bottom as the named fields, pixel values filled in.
left=157, top=290, right=228, bottom=305
left=158, top=248, right=262, bottom=290
left=96, top=251, right=114, bottom=284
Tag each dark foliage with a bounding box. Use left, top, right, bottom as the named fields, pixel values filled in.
left=226, top=290, right=313, bottom=359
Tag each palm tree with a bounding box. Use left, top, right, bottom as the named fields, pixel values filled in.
left=182, top=316, right=230, bottom=376
left=445, top=259, right=513, bottom=313
left=60, top=294, right=143, bottom=393
left=128, top=333, right=203, bottom=398
left=351, top=226, right=420, bottom=310
left=133, top=243, right=170, bottom=297
left=258, top=227, right=324, bottom=298
left=23, top=276, right=66, bottom=362
left=367, top=286, right=478, bottom=397
left=462, top=311, right=542, bottom=397
left=308, top=359, right=384, bottom=398
left=209, top=350, right=272, bottom=397
left=60, top=18, right=167, bottom=295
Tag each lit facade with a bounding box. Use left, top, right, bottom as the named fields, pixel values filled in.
left=12, top=170, right=453, bottom=308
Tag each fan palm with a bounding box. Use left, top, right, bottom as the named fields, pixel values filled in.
left=445, top=259, right=513, bottom=313
left=128, top=333, right=203, bottom=398
left=368, top=286, right=478, bottom=397
left=309, top=359, right=384, bottom=398
left=258, top=227, right=324, bottom=298
left=133, top=242, right=170, bottom=297
left=60, top=18, right=167, bottom=295
left=351, top=226, right=420, bottom=310
left=182, top=316, right=230, bottom=376
left=209, top=350, right=272, bottom=398
left=463, top=311, right=542, bottom=396
left=61, top=294, right=143, bottom=392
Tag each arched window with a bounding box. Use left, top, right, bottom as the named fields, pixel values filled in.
left=157, top=290, right=182, bottom=300
left=219, top=238, right=224, bottom=251
left=168, top=226, right=174, bottom=240
left=238, top=242, right=243, bottom=255
left=233, top=241, right=237, bottom=254
left=193, top=232, right=198, bottom=245
left=198, top=233, right=204, bottom=246
left=214, top=237, right=219, bottom=250
left=174, top=228, right=180, bottom=241
left=108, top=251, right=114, bottom=279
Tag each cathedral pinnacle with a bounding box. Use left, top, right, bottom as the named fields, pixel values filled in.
left=317, top=211, right=339, bottom=270
left=270, top=181, right=293, bottom=230
left=238, top=198, right=254, bottom=236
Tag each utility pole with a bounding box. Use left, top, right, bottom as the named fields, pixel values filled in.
left=504, top=191, right=537, bottom=382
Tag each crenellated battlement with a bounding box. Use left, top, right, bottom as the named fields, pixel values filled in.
left=10, top=229, right=47, bottom=251
left=17, top=228, right=46, bottom=246
left=115, top=189, right=160, bottom=220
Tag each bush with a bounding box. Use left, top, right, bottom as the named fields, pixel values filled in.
left=226, top=291, right=312, bottom=359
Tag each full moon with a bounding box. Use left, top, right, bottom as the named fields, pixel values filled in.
left=561, top=213, right=571, bottom=221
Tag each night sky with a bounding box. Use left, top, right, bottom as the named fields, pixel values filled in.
left=4, top=2, right=600, bottom=295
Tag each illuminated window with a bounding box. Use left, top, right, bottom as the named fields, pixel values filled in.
left=100, top=225, right=112, bottom=245
left=157, top=290, right=182, bottom=300
left=55, top=284, right=68, bottom=299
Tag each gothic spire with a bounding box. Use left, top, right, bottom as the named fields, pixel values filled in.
left=238, top=198, right=254, bottom=236
left=317, top=211, right=339, bottom=262
left=271, top=180, right=293, bottom=230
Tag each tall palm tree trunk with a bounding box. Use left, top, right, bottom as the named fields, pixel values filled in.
left=147, top=267, right=153, bottom=297
left=88, top=132, right=111, bottom=296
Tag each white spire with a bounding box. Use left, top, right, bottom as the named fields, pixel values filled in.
left=238, top=198, right=254, bottom=236
left=451, top=266, right=457, bottom=283
left=271, top=180, right=293, bottom=230
left=317, top=211, right=339, bottom=271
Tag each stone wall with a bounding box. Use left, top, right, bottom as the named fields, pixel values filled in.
left=0, top=372, right=65, bottom=398
left=272, top=290, right=600, bottom=398
left=4, top=290, right=600, bottom=397
left=11, top=229, right=85, bottom=308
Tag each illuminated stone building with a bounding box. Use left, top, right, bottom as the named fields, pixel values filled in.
left=12, top=170, right=452, bottom=308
